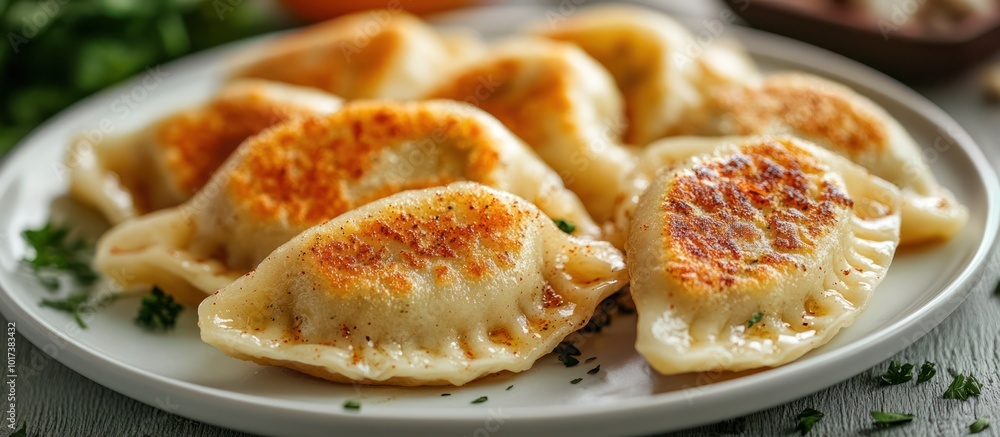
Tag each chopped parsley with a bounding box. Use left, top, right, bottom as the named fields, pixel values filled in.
left=471, top=396, right=488, bottom=404
left=747, top=311, right=763, bottom=329
left=558, top=354, right=580, bottom=367
left=582, top=290, right=631, bottom=334
left=506, top=385, right=513, bottom=391
left=587, top=365, right=601, bottom=375
left=795, top=408, right=823, bottom=435
left=343, top=400, right=360, bottom=410
left=879, top=361, right=914, bottom=386
left=441, top=393, right=451, bottom=397
left=553, top=219, right=576, bottom=234
left=870, top=411, right=914, bottom=425
left=916, top=361, right=936, bottom=384
left=554, top=341, right=581, bottom=356
left=970, top=417, right=990, bottom=434
left=570, top=378, right=583, bottom=384
left=40, top=293, right=113, bottom=329
left=585, top=357, right=597, bottom=363
left=556, top=340, right=581, bottom=367
left=21, top=222, right=98, bottom=289
left=943, top=372, right=982, bottom=400
left=135, top=286, right=184, bottom=331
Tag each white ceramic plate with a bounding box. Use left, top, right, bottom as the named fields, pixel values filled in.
left=0, top=7, right=997, bottom=437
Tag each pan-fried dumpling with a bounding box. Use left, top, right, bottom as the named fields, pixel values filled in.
left=628, top=137, right=901, bottom=374
left=533, top=5, right=758, bottom=145
left=95, top=100, right=599, bottom=305
left=198, top=182, right=628, bottom=386
left=684, top=73, right=967, bottom=244
left=606, top=135, right=740, bottom=248
left=232, top=10, right=484, bottom=99
left=68, top=80, right=343, bottom=224
left=426, top=37, right=635, bottom=222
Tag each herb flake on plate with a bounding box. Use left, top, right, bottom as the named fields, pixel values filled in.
left=135, top=286, right=183, bottom=331
left=21, top=222, right=98, bottom=289
left=343, top=400, right=360, bottom=410
left=570, top=378, right=583, bottom=385
left=471, top=396, right=488, bottom=404
left=746, top=311, right=763, bottom=329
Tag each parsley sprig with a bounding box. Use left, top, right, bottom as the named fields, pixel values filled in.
left=916, top=361, right=936, bottom=384
left=943, top=371, right=982, bottom=400
left=879, top=361, right=914, bottom=386
left=21, top=222, right=98, bottom=289
left=746, top=311, right=764, bottom=329
left=39, top=292, right=114, bottom=329
left=795, top=408, right=823, bottom=435
left=135, top=286, right=183, bottom=331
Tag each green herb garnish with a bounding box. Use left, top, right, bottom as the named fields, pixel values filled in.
left=943, top=372, right=983, bottom=400
left=21, top=222, right=97, bottom=289
left=916, top=361, right=936, bottom=384
left=570, top=378, right=583, bottom=384
left=471, top=396, right=488, bottom=404
left=506, top=385, right=513, bottom=391
left=747, top=311, right=763, bottom=329
left=39, top=293, right=115, bottom=328
left=871, top=411, right=914, bottom=425
left=553, top=219, right=575, bottom=234
left=441, top=393, right=451, bottom=397
left=558, top=354, right=580, bottom=367
left=587, top=365, right=601, bottom=375
left=971, top=417, right=990, bottom=433
left=343, top=400, right=360, bottom=410
left=135, top=286, right=183, bottom=331
left=879, top=361, right=914, bottom=386
left=795, top=408, right=823, bottom=435
left=585, top=356, right=597, bottom=363
left=554, top=341, right=581, bottom=356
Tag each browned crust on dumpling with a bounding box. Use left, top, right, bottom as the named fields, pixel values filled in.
left=661, top=138, right=853, bottom=292
left=226, top=102, right=502, bottom=225
left=705, top=74, right=890, bottom=156
left=305, top=186, right=524, bottom=295
left=543, top=28, right=668, bottom=144
left=426, top=54, right=576, bottom=153
left=234, top=12, right=412, bottom=98
left=154, top=89, right=318, bottom=196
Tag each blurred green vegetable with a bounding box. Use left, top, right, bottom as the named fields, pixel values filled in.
left=0, top=0, right=286, bottom=155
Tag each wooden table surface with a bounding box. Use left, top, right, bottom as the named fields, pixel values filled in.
left=1, top=2, right=999, bottom=436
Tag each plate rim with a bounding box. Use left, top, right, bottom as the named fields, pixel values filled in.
left=0, top=16, right=997, bottom=437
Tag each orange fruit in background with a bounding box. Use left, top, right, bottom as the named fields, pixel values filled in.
left=281, top=0, right=473, bottom=21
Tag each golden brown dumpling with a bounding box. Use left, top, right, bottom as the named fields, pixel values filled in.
left=199, top=182, right=627, bottom=386
left=684, top=73, right=967, bottom=244
left=232, top=10, right=484, bottom=99
left=533, top=4, right=758, bottom=145
left=426, top=37, right=635, bottom=222
left=68, top=79, right=343, bottom=224
left=629, top=137, right=901, bottom=374
left=95, top=100, right=599, bottom=305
